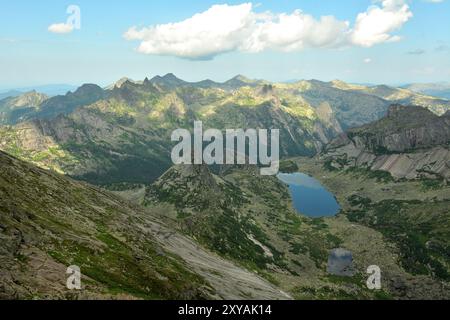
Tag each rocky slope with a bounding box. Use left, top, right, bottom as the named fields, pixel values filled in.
left=0, top=150, right=290, bottom=300
left=322, top=105, right=450, bottom=181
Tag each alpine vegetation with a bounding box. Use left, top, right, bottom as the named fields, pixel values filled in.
left=171, top=121, right=280, bottom=175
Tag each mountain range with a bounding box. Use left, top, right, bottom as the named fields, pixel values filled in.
left=0, top=84, right=78, bottom=98
left=402, top=82, right=450, bottom=100
left=1, top=74, right=450, bottom=185
left=0, top=74, right=449, bottom=300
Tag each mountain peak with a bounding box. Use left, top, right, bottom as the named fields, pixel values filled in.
left=146, top=164, right=224, bottom=210
left=162, top=73, right=179, bottom=80
left=104, top=77, right=138, bottom=90
left=229, top=74, right=252, bottom=83
left=150, top=73, right=186, bottom=87
left=73, top=83, right=104, bottom=96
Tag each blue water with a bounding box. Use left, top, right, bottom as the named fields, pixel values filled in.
left=277, top=173, right=340, bottom=217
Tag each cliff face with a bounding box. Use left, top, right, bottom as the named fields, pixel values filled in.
left=322, top=105, right=450, bottom=180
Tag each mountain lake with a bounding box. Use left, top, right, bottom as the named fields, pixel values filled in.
left=277, top=172, right=341, bottom=217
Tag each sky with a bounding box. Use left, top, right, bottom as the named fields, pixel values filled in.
left=0, top=0, right=449, bottom=89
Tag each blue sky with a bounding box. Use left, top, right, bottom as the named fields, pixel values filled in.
left=0, top=0, right=449, bottom=89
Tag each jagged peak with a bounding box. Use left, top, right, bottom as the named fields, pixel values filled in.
left=149, top=73, right=186, bottom=86
left=116, top=77, right=133, bottom=87
left=104, top=77, right=138, bottom=90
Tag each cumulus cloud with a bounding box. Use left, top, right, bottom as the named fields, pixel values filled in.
left=350, top=0, right=412, bottom=47
left=124, top=1, right=413, bottom=59
left=48, top=23, right=74, bottom=34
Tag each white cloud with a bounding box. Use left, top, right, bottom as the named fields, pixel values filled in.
left=48, top=23, right=74, bottom=34
left=351, top=0, right=413, bottom=47
left=364, top=58, right=372, bottom=63
left=124, top=1, right=413, bottom=59
left=124, top=3, right=256, bottom=59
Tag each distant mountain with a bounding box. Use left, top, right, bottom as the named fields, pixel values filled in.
left=322, top=104, right=450, bottom=180
left=402, top=82, right=450, bottom=100
left=3, top=84, right=78, bottom=96
left=0, top=91, right=49, bottom=124
left=0, top=75, right=449, bottom=185
left=329, top=80, right=450, bottom=120
left=0, top=75, right=344, bottom=184
left=25, top=84, right=107, bottom=121
left=0, top=90, right=23, bottom=100
left=104, top=77, right=142, bottom=90
left=0, top=84, right=105, bottom=125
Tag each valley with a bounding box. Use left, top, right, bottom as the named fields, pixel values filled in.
left=292, top=156, right=450, bottom=297
left=0, top=75, right=449, bottom=300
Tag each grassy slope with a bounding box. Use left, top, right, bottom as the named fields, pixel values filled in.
left=0, top=151, right=291, bottom=300
left=0, top=151, right=210, bottom=299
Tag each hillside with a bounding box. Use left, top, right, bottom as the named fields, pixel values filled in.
left=0, top=150, right=290, bottom=300
left=322, top=105, right=450, bottom=181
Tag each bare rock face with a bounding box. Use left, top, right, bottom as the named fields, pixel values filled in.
left=322, top=105, right=450, bottom=181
